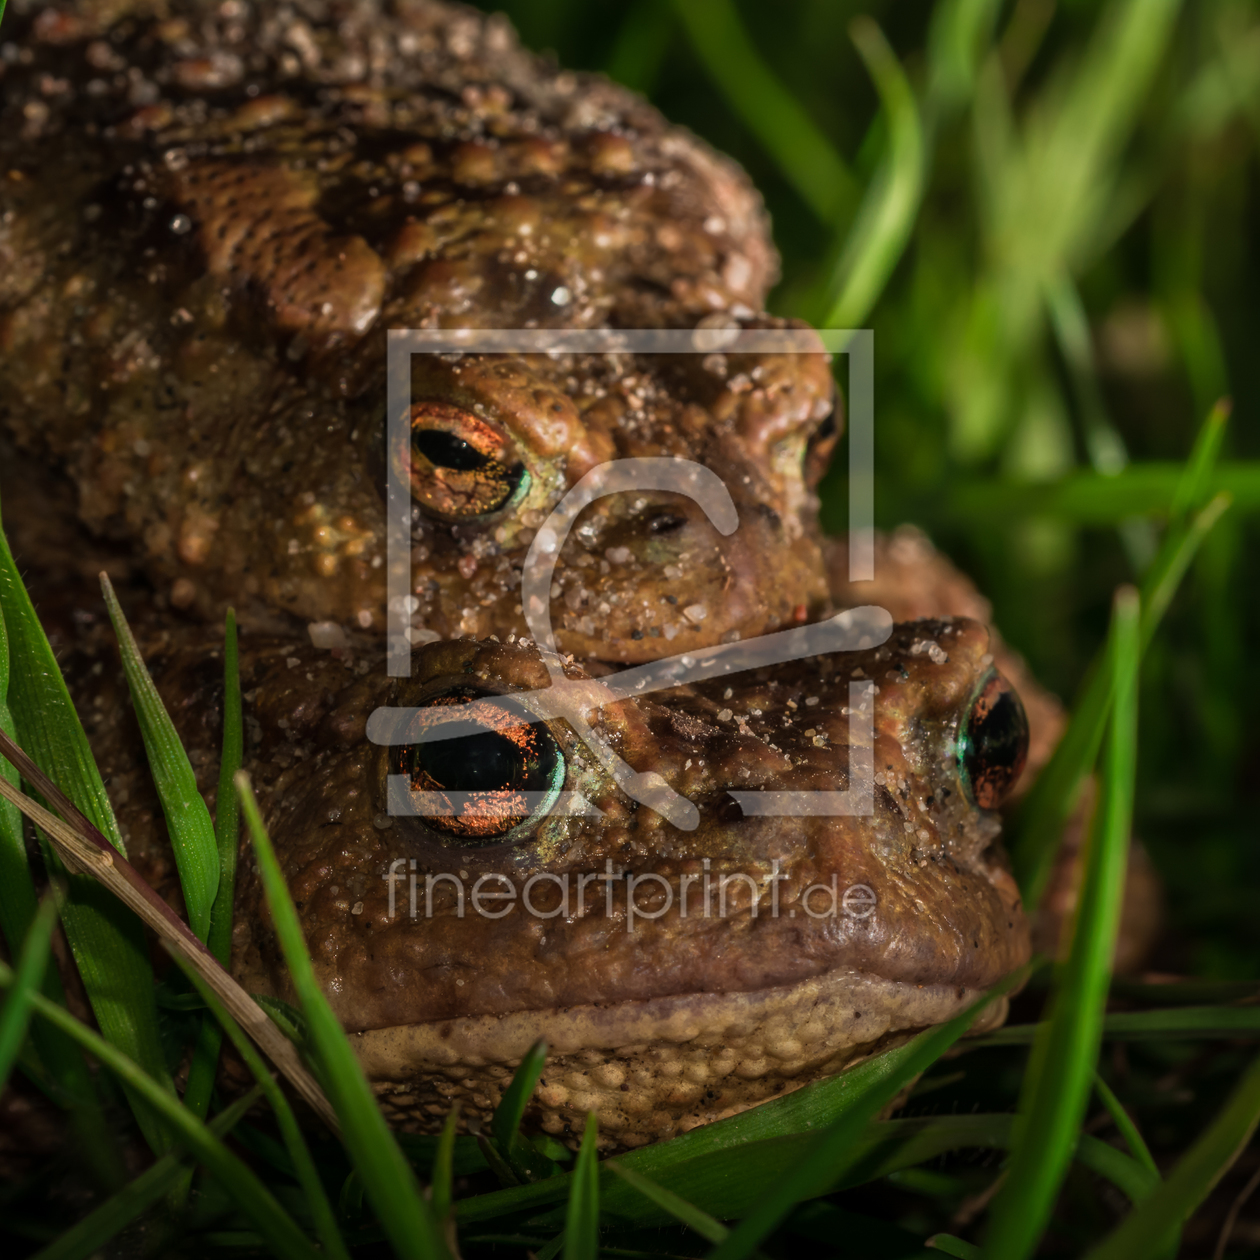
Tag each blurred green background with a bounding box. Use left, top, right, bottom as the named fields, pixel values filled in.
left=471, top=0, right=1260, bottom=984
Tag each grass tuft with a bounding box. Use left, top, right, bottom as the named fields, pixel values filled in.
left=236, top=773, right=450, bottom=1260
left=0, top=504, right=173, bottom=1155
left=562, top=1112, right=601, bottom=1260
left=983, top=587, right=1141, bottom=1258
left=99, top=574, right=218, bottom=941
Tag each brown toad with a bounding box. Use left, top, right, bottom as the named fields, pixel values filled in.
left=0, top=0, right=834, bottom=662
left=0, top=0, right=1043, bottom=1149
left=81, top=613, right=1031, bottom=1146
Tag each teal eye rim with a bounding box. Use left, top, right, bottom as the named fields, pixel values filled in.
left=956, top=668, right=1030, bottom=811
left=496, top=463, right=533, bottom=517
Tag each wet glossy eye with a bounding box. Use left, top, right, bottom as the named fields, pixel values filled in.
left=396, top=402, right=531, bottom=521
left=958, top=671, right=1029, bottom=810
left=390, top=687, right=563, bottom=843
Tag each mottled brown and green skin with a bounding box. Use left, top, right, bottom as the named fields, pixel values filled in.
left=0, top=0, right=832, bottom=662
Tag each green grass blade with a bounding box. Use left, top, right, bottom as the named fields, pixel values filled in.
left=236, top=773, right=449, bottom=1260
left=483, top=1110, right=1156, bottom=1234
left=1093, top=1072, right=1158, bottom=1178
left=185, top=967, right=351, bottom=1260
left=563, top=1112, right=600, bottom=1260
left=397, top=1130, right=487, bottom=1180
left=1170, top=398, right=1231, bottom=520
left=210, top=609, right=242, bottom=968
left=1059, top=0, right=1184, bottom=185
left=947, top=461, right=1260, bottom=524
left=982, top=586, right=1140, bottom=1260
left=100, top=575, right=217, bottom=941
left=0, top=958, right=322, bottom=1260
left=454, top=975, right=1037, bottom=1231
left=928, top=1236, right=981, bottom=1259
left=179, top=1014, right=222, bottom=1130
left=0, top=597, right=97, bottom=1110
left=339, top=1170, right=364, bottom=1229
left=925, top=0, right=1003, bottom=118
left=100, top=578, right=226, bottom=1208
left=672, top=0, right=856, bottom=223
left=1109, top=978, right=1260, bottom=1006
left=431, top=1105, right=460, bottom=1224
left=535, top=1231, right=565, bottom=1260
left=819, top=17, right=925, bottom=330
left=1012, top=448, right=1229, bottom=905
left=490, top=1038, right=559, bottom=1182
left=166, top=1012, right=222, bottom=1222
left=1082, top=1051, right=1260, bottom=1260
left=0, top=892, right=57, bottom=1088
left=976, top=1003, right=1260, bottom=1044
left=605, top=1162, right=728, bottom=1243
left=30, top=1086, right=263, bottom=1260
left=491, top=1037, right=547, bottom=1151
left=1045, top=271, right=1132, bottom=479
left=1139, top=492, right=1231, bottom=649
left=0, top=586, right=34, bottom=952
left=0, top=513, right=173, bottom=1153
left=1, top=605, right=120, bottom=1186
left=458, top=1021, right=1012, bottom=1229
left=1093, top=1073, right=1177, bottom=1259
left=707, top=968, right=1027, bottom=1260
left=0, top=528, right=127, bottom=856
left=1011, top=657, right=1108, bottom=904
left=253, top=993, right=309, bottom=1049
left=180, top=611, right=243, bottom=1130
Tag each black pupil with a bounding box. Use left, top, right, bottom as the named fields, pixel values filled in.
left=413, top=429, right=491, bottom=472
left=411, top=729, right=526, bottom=793
left=392, top=689, right=562, bottom=842
left=963, top=681, right=1029, bottom=810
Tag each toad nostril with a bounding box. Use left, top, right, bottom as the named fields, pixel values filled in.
left=647, top=511, right=687, bottom=535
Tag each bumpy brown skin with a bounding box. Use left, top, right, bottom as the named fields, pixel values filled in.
left=0, top=0, right=833, bottom=662
left=825, top=526, right=1065, bottom=793
left=84, top=614, right=1029, bottom=1144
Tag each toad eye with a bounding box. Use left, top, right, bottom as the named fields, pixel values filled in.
left=389, top=687, right=563, bottom=844
left=957, top=671, right=1029, bottom=810
left=395, top=402, right=531, bottom=521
